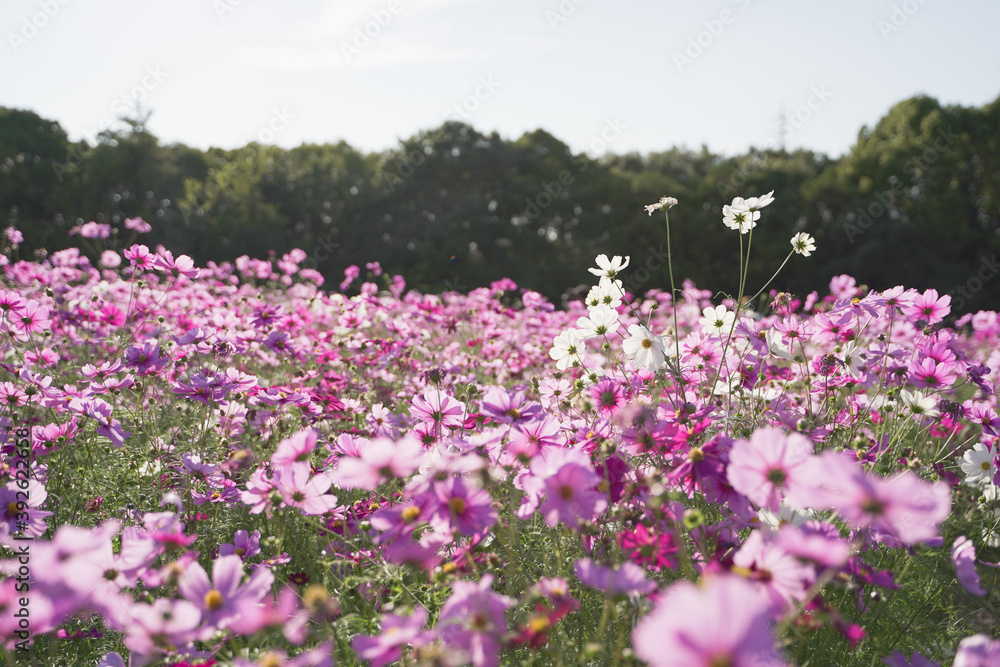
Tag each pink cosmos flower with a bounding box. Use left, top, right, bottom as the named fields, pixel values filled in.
left=411, top=388, right=466, bottom=428
left=177, top=555, right=274, bottom=632
left=153, top=249, right=200, bottom=278
left=732, top=530, right=815, bottom=616
left=219, top=529, right=261, bottom=560
left=954, top=634, right=1000, bottom=666
left=124, top=598, right=201, bottom=658
left=429, top=477, right=497, bottom=536
left=14, top=300, right=51, bottom=336
left=903, top=288, right=951, bottom=325
left=480, top=386, right=544, bottom=425
left=0, top=479, right=52, bottom=539
left=271, top=429, right=319, bottom=466
left=574, top=558, right=656, bottom=596
left=124, top=341, right=170, bottom=376
left=273, top=461, right=339, bottom=515
left=952, top=535, right=985, bottom=596
left=437, top=575, right=514, bottom=667
left=69, top=221, right=111, bottom=238
left=327, top=435, right=425, bottom=490
left=241, top=467, right=275, bottom=516
left=99, top=249, right=122, bottom=268
left=727, top=427, right=816, bottom=511
left=507, top=416, right=561, bottom=458
left=883, top=650, right=939, bottom=667
left=804, top=451, right=950, bottom=545
left=908, top=357, right=958, bottom=390
left=589, top=377, right=627, bottom=419
left=633, top=574, right=789, bottom=667
left=123, top=244, right=156, bottom=269
left=68, top=397, right=130, bottom=447
left=352, top=608, right=430, bottom=667
left=522, top=447, right=607, bottom=529
left=124, top=216, right=152, bottom=233
left=619, top=524, right=678, bottom=572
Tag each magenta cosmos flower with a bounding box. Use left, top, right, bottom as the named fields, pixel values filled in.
left=902, top=288, right=950, bottom=325
left=727, top=427, right=816, bottom=511
left=633, top=574, right=789, bottom=667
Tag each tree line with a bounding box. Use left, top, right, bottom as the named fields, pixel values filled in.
left=2, top=93, right=998, bottom=313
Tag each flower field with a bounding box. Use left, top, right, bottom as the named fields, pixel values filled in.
left=2, top=193, right=999, bottom=666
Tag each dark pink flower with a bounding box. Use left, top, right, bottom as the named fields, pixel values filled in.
left=903, top=288, right=950, bottom=325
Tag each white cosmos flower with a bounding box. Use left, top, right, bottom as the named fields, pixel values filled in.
left=722, top=202, right=759, bottom=234
left=576, top=305, right=620, bottom=339
left=900, top=389, right=939, bottom=418
left=588, top=254, right=630, bottom=279
left=644, top=196, right=678, bottom=216
left=841, top=342, right=866, bottom=377
left=743, top=190, right=775, bottom=211
left=549, top=329, right=585, bottom=370
left=585, top=277, right=623, bottom=311
left=765, top=330, right=794, bottom=361
left=699, top=305, right=735, bottom=337
left=622, top=324, right=666, bottom=373
left=791, top=232, right=817, bottom=257
left=961, top=442, right=997, bottom=487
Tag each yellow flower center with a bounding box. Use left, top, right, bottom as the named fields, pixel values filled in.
left=204, top=589, right=224, bottom=611
left=448, top=497, right=467, bottom=514
left=641, top=338, right=652, bottom=349
left=401, top=506, right=421, bottom=523
left=6, top=501, right=21, bottom=517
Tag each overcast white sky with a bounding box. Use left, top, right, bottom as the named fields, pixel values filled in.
left=2, top=0, right=998, bottom=158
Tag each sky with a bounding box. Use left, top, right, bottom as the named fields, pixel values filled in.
left=2, top=0, right=999, bottom=160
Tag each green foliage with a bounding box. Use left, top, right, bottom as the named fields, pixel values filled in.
left=2, top=94, right=1000, bottom=311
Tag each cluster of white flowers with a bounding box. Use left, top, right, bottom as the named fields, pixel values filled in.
left=549, top=253, right=669, bottom=375
left=551, top=191, right=818, bottom=381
